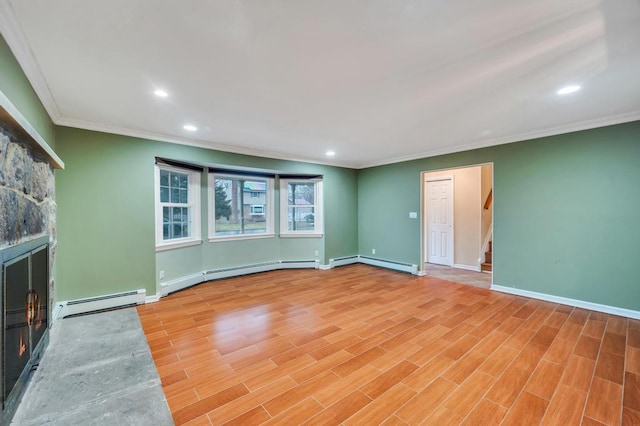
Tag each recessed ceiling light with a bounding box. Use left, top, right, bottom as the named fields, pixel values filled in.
left=556, top=85, right=581, bottom=95
left=183, top=124, right=197, bottom=131
left=154, top=89, right=169, bottom=97
left=326, top=150, right=336, bottom=157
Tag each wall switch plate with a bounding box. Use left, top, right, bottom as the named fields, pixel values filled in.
left=159, top=270, right=165, bottom=280
left=372, top=249, right=376, bottom=255
left=409, top=212, right=418, bottom=219
left=314, top=250, right=319, bottom=257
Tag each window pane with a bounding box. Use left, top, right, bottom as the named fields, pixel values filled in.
left=162, top=206, right=191, bottom=240
left=160, top=187, right=169, bottom=203
left=160, top=170, right=169, bottom=186
left=215, top=177, right=240, bottom=236
left=247, top=218, right=266, bottom=234
left=289, top=183, right=314, bottom=205
left=288, top=207, right=315, bottom=231
left=179, top=173, right=188, bottom=189
left=172, top=223, right=183, bottom=238
left=214, top=176, right=268, bottom=236
left=179, top=188, right=188, bottom=204
left=243, top=180, right=266, bottom=192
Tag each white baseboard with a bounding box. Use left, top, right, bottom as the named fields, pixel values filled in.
left=57, top=289, right=146, bottom=318
left=145, top=295, right=161, bottom=303
left=453, top=263, right=481, bottom=272
left=491, top=285, right=640, bottom=320
left=318, top=264, right=332, bottom=270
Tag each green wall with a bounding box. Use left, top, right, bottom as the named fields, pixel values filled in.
left=358, top=121, right=640, bottom=310
left=54, top=126, right=358, bottom=300
left=0, top=35, right=55, bottom=147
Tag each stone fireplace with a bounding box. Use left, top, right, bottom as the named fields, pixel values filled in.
left=0, top=107, right=58, bottom=424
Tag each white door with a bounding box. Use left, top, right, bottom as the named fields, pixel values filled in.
left=425, top=178, right=453, bottom=266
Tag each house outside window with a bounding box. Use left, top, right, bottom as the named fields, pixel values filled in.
left=280, top=179, right=323, bottom=236
left=250, top=205, right=265, bottom=215
left=155, top=165, right=201, bottom=250
left=210, top=174, right=274, bottom=239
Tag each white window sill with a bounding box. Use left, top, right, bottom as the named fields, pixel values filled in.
left=209, top=233, right=276, bottom=243
left=155, top=239, right=203, bottom=252
left=279, top=233, right=324, bottom=238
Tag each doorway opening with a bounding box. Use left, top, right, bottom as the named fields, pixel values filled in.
left=421, top=163, right=493, bottom=289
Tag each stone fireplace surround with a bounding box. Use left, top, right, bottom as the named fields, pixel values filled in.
left=1, top=103, right=59, bottom=423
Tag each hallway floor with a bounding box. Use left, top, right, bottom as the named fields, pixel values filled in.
left=424, top=263, right=492, bottom=289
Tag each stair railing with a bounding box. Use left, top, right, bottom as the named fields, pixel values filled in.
left=484, top=189, right=493, bottom=210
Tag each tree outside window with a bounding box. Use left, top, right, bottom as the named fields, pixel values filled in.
left=211, top=175, right=273, bottom=238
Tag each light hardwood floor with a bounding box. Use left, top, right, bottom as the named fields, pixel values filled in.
left=137, top=264, right=640, bottom=425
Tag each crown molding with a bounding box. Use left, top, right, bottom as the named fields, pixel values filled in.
left=54, top=109, right=640, bottom=170
left=13, top=88, right=640, bottom=173
left=0, top=0, right=61, bottom=122
left=55, top=116, right=355, bottom=169
left=356, top=110, right=640, bottom=169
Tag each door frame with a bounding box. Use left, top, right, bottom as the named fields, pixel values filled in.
left=419, top=163, right=495, bottom=282
left=424, top=175, right=454, bottom=266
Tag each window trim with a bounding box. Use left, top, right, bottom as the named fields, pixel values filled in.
left=279, top=179, right=324, bottom=237
left=155, top=164, right=202, bottom=251
left=209, top=173, right=275, bottom=241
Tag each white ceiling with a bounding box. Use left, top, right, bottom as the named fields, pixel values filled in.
left=1, top=0, right=640, bottom=168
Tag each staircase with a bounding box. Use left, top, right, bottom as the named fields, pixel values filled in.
left=481, top=241, right=492, bottom=272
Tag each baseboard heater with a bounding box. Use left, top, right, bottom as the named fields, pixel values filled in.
left=203, top=261, right=279, bottom=281
left=59, top=289, right=146, bottom=319
left=159, top=260, right=320, bottom=295
left=203, top=260, right=318, bottom=281
left=358, top=256, right=418, bottom=274
left=278, top=260, right=319, bottom=269
left=329, top=255, right=360, bottom=268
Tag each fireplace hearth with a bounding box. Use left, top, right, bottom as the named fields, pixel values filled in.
left=1, top=235, right=50, bottom=425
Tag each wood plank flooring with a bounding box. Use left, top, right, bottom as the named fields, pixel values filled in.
left=137, top=264, right=640, bottom=425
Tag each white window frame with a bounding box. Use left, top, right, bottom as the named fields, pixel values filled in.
left=279, top=179, right=324, bottom=237
left=209, top=174, right=275, bottom=241
left=155, top=165, right=202, bottom=251
left=250, top=205, right=265, bottom=215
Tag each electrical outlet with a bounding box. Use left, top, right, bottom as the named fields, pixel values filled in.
left=314, top=250, right=319, bottom=257
left=372, top=249, right=376, bottom=255
left=159, top=270, right=165, bottom=280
